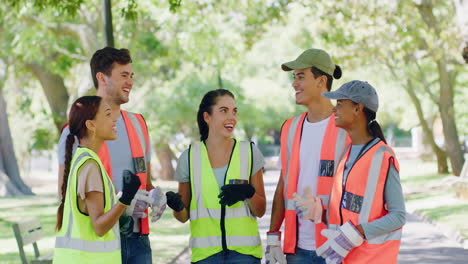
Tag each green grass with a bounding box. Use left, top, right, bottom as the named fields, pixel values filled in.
left=420, top=204, right=468, bottom=238
left=420, top=204, right=468, bottom=221
left=404, top=189, right=452, bottom=202
left=400, top=159, right=468, bottom=243
left=401, top=173, right=442, bottom=185
left=0, top=182, right=190, bottom=264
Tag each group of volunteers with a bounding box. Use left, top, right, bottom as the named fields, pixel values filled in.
left=53, top=46, right=406, bottom=264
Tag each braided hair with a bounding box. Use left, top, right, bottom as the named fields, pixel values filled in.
left=56, top=96, right=102, bottom=231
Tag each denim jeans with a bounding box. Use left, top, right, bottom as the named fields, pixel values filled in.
left=193, top=250, right=260, bottom=264
left=286, top=247, right=325, bottom=264
left=121, top=233, right=152, bottom=264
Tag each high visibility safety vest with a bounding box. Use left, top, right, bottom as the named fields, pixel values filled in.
left=280, top=112, right=349, bottom=253
left=98, top=110, right=151, bottom=234
left=54, top=148, right=121, bottom=264
left=328, top=140, right=402, bottom=264
left=188, top=140, right=262, bottom=263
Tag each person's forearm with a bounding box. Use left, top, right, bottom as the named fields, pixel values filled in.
left=361, top=165, right=406, bottom=239
left=91, top=203, right=127, bottom=236
left=174, top=182, right=191, bottom=223
left=360, top=209, right=405, bottom=239
left=269, top=177, right=285, bottom=231
left=87, top=191, right=127, bottom=236
left=146, top=162, right=154, bottom=191
left=174, top=208, right=189, bottom=223
left=248, top=192, right=266, bottom=217
left=248, top=170, right=266, bottom=217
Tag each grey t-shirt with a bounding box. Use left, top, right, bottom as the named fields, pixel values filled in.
left=58, top=113, right=151, bottom=192
left=343, top=138, right=406, bottom=239
left=175, top=142, right=265, bottom=187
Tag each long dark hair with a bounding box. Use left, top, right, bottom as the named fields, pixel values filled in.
left=197, top=89, right=235, bottom=141
left=56, top=96, right=102, bottom=231
left=363, top=107, right=387, bottom=144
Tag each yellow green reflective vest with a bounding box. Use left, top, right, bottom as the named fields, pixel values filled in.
left=53, top=147, right=121, bottom=264
left=189, top=140, right=262, bottom=263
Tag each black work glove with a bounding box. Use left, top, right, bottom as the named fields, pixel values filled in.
left=218, top=184, right=255, bottom=206
left=119, top=170, right=141, bottom=206
left=119, top=214, right=134, bottom=235
left=166, top=191, right=185, bottom=212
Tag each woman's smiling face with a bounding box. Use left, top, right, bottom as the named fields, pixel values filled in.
left=204, top=95, right=237, bottom=139
left=333, top=99, right=359, bottom=129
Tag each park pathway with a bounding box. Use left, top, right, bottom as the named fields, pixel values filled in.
left=169, top=169, right=468, bottom=263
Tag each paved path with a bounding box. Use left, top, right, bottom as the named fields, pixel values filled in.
left=170, top=169, right=468, bottom=263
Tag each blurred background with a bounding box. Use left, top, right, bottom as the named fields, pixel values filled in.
left=0, top=0, right=466, bottom=263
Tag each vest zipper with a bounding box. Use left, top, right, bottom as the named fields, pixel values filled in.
left=220, top=205, right=227, bottom=250
left=339, top=139, right=377, bottom=225
left=218, top=139, right=237, bottom=251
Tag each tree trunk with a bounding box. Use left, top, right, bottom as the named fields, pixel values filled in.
left=416, top=0, right=465, bottom=175
left=103, top=0, right=115, bottom=47
left=0, top=90, right=33, bottom=196
left=25, top=63, right=69, bottom=133
left=405, top=79, right=449, bottom=173
left=155, top=143, right=175, bottom=181
left=436, top=58, right=465, bottom=175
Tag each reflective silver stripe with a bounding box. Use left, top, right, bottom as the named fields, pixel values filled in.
left=126, top=112, right=147, bottom=157
left=190, top=206, right=254, bottom=220
left=191, top=141, right=253, bottom=220
left=317, top=195, right=329, bottom=207
left=284, top=114, right=302, bottom=198
left=107, top=178, right=115, bottom=206
left=190, top=235, right=261, bottom=248
left=359, top=146, right=394, bottom=224
left=334, top=129, right=348, bottom=170
left=55, top=236, right=120, bottom=252
left=191, top=142, right=203, bottom=210
left=337, top=145, right=351, bottom=174
left=58, top=151, right=119, bottom=253
left=66, top=152, right=92, bottom=239
left=285, top=199, right=295, bottom=210
left=328, top=224, right=339, bottom=230
left=239, top=141, right=249, bottom=180
left=367, top=229, right=402, bottom=244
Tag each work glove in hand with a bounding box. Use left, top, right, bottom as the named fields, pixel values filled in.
left=293, top=186, right=323, bottom=223
left=118, top=214, right=134, bottom=235
left=265, top=231, right=286, bottom=264
left=218, top=184, right=255, bottom=206
left=119, top=170, right=141, bottom=206
left=316, top=221, right=364, bottom=264
left=125, top=189, right=153, bottom=218
left=166, top=191, right=184, bottom=212
left=149, top=187, right=167, bottom=222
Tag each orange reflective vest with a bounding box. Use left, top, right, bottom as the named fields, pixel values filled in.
left=328, top=140, right=402, bottom=264
left=280, top=112, right=349, bottom=253
left=98, top=110, right=151, bottom=234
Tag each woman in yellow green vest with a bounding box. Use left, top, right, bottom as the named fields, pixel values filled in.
left=167, top=89, right=267, bottom=264
left=53, top=96, right=141, bottom=264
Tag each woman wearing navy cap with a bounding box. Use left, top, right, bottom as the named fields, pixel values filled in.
left=294, top=80, right=406, bottom=264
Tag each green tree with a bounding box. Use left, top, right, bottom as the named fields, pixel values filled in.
left=296, top=0, right=465, bottom=175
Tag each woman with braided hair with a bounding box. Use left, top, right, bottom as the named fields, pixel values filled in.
left=53, top=96, right=140, bottom=264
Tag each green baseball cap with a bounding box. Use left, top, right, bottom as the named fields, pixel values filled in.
left=281, top=48, right=335, bottom=75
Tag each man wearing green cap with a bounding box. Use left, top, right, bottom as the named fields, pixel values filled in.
left=265, top=49, right=350, bottom=264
